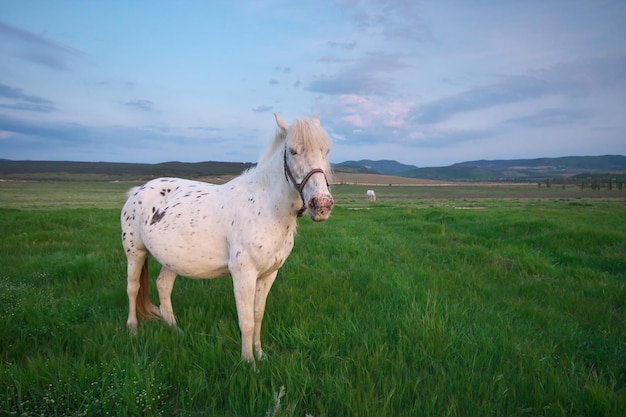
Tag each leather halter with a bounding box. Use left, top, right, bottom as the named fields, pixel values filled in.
left=283, top=147, right=329, bottom=217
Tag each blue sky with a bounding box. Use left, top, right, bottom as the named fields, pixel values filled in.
left=1, top=1, right=625, bottom=167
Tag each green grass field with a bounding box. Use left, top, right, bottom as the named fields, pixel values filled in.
left=1, top=181, right=625, bottom=416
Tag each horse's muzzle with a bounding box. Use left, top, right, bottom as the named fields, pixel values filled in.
left=307, top=194, right=334, bottom=222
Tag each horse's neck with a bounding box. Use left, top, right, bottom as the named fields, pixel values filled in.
left=247, top=148, right=300, bottom=220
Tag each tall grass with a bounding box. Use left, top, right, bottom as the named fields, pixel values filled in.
left=1, top=185, right=625, bottom=416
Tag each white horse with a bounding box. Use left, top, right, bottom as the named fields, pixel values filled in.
left=366, top=190, right=376, bottom=201
left=121, top=113, right=333, bottom=364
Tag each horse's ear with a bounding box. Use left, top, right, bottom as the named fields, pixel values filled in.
left=274, top=113, right=289, bottom=133
left=312, top=114, right=320, bottom=127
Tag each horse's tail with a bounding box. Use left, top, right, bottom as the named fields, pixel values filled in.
left=136, top=258, right=162, bottom=320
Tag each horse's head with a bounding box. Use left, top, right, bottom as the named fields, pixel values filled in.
left=276, top=113, right=334, bottom=222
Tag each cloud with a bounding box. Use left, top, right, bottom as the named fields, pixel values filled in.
left=0, top=111, right=267, bottom=163
left=275, top=66, right=291, bottom=73
left=124, top=100, right=154, bottom=112
left=412, top=75, right=555, bottom=124
left=0, top=20, right=84, bottom=70
left=318, top=56, right=357, bottom=64
left=252, top=105, right=273, bottom=113
left=411, top=52, right=626, bottom=125
left=0, top=113, right=92, bottom=149
left=308, top=73, right=393, bottom=96
left=307, top=52, right=410, bottom=96
left=97, top=80, right=136, bottom=89
left=503, top=108, right=587, bottom=128
left=268, top=79, right=279, bottom=85
left=319, top=94, right=425, bottom=145
left=340, top=0, right=431, bottom=41
left=189, top=126, right=221, bottom=132
left=328, top=40, right=357, bottom=49
left=0, top=82, right=56, bottom=112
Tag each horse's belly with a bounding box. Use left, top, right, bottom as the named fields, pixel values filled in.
left=142, top=221, right=231, bottom=279
left=150, top=240, right=230, bottom=279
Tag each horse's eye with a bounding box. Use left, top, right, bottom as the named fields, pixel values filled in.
left=289, top=148, right=298, bottom=156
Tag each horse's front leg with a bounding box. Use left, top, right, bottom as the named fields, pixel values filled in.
left=253, top=270, right=278, bottom=360
left=230, top=262, right=259, bottom=363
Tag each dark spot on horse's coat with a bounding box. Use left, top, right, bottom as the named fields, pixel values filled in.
left=138, top=201, right=143, bottom=205
left=160, top=191, right=166, bottom=196
left=152, top=207, right=156, bottom=213
left=150, top=208, right=167, bottom=225
left=127, top=248, right=131, bottom=252
left=231, top=220, right=235, bottom=226
left=258, top=211, right=261, bottom=216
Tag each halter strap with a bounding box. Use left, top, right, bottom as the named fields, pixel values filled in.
left=283, top=147, right=329, bottom=217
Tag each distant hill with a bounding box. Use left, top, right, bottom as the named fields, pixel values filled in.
left=334, top=160, right=418, bottom=175
left=452, top=155, right=626, bottom=171
left=337, top=155, right=626, bottom=181
left=0, top=160, right=254, bottom=181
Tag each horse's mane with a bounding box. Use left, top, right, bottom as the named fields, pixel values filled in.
left=258, top=128, right=287, bottom=166
left=256, top=116, right=331, bottom=169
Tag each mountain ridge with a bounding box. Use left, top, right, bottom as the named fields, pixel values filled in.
left=336, top=155, right=626, bottom=180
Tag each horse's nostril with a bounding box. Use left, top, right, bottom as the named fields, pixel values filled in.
left=308, top=195, right=334, bottom=212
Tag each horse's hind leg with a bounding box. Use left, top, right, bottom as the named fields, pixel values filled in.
left=156, top=267, right=178, bottom=328
left=126, top=253, right=147, bottom=331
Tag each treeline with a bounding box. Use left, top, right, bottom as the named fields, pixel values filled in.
left=538, top=174, right=626, bottom=190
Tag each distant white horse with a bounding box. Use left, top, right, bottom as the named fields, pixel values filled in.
left=121, top=113, right=334, bottom=364
left=366, top=190, right=376, bottom=201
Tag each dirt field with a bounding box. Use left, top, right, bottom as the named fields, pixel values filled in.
left=333, top=172, right=453, bottom=185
